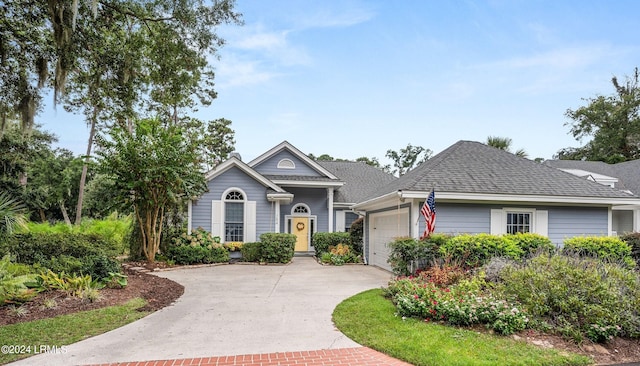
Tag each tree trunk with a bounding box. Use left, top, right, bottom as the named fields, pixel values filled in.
left=38, top=208, right=46, bottom=223
left=60, top=201, right=71, bottom=226
left=74, top=109, right=98, bottom=225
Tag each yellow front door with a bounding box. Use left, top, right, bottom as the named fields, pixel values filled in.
left=292, top=217, right=309, bottom=251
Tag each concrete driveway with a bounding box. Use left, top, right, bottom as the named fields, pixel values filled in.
left=11, top=257, right=392, bottom=366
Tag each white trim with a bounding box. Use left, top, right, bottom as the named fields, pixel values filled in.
left=335, top=211, right=346, bottom=232
left=634, top=209, right=640, bottom=232
left=248, top=141, right=340, bottom=179
left=608, top=207, right=613, bottom=236
left=277, top=158, right=296, bottom=169
left=327, top=188, right=334, bottom=233
left=269, top=179, right=344, bottom=188
left=274, top=202, right=281, bottom=232
left=222, top=187, right=248, bottom=201
left=284, top=215, right=318, bottom=248
left=203, top=157, right=287, bottom=193
left=291, top=203, right=311, bottom=215
left=187, top=201, right=193, bottom=233
left=489, top=207, right=549, bottom=236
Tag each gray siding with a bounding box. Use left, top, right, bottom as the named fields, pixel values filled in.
left=191, top=167, right=273, bottom=238
left=548, top=207, right=609, bottom=245
left=421, top=203, right=491, bottom=235
left=280, top=187, right=329, bottom=232
left=253, top=150, right=322, bottom=177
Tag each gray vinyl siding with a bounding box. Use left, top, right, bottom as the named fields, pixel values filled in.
left=191, top=167, right=273, bottom=237
left=422, top=203, right=491, bottom=235
left=280, top=187, right=329, bottom=232
left=253, top=150, right=322, bottom=177
left=548, top=207, right=609, bottom=245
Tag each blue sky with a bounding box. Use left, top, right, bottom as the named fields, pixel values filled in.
left=42, top=0, right=640, bottom=164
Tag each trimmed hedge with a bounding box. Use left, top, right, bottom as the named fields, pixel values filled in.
left=259, top=233, right=296, bottom=263
left=349, top=217, right=364, bottom=254
left=240, top=242, right=261, bottom=262
left=563, top=236, right=635, bottom=268
left=166, top=245, right=229, bottom=265
left=312, top=232, right=351, bottom=255
left=387, top=236, right=441, bottom=276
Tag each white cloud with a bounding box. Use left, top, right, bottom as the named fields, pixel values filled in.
left=215, top=56, right=277, bottom=88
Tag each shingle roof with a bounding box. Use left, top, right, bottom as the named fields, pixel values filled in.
left=364, top=140, right=636, bottom=201
left=544, top=159, right=640, bottom=196
left=317, top=161, right=397, bottom=203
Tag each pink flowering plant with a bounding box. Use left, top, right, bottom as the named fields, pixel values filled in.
left=386, top=274, right=528, bottom=335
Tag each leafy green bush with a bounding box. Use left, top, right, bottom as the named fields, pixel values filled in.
left=0, top=232, right=120, bottom=263
left=166, top=237, right=229, bottom=265
left=618, top=232, right=640, bottom=264
left=387, top=236, right=440, bottom=276
left=509, top=233, right=555, bottom=256
left=563, top=236, right=635, bottom=268
left=312, top=232, right=351, bottom=255
left=439, top=233, right=524, bottom=267
left=0, top=256, right=40, bottom=305
left=495, top=252, right=640, bottom=342
left=320, top=244, right=361, bottom=265
left=240, top=242, right=261, bottom=262
left=259, top=233, right=296, bottom=263
left=349, top=217, right=364, bottom=254
left=386, top=275, right=528, bottom=335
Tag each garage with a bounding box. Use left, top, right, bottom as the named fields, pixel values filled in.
left=368, top=208, right=410, bottom=272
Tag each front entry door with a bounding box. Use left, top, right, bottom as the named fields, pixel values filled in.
left=292, top=217, right=309, bottom=251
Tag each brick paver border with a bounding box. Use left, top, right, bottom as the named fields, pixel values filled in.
left=88, top=347, right=413, bottom=366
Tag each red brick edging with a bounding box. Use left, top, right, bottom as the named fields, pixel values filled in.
left=88, top=347, right=412, bottom=366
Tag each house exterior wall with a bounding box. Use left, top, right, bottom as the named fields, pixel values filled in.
left=412, top=203, right=609, bottom=246
left=547, top=207, right=609, bottom=244
left=279, top=187, right=329, bottom=233
left=253, top=150, right=322, bottom=177
left=612, top=210, right=634, bottom=234
left=191, top=167, right=274, bottom=239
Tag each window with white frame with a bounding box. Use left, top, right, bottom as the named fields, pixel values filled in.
left=506, top=211, right=531, bottom=234
left=224, top=190, right=244, bottom=242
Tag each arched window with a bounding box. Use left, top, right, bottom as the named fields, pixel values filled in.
left=292, top=204, right=310, bottom=215
left=224, top=189, right=245, bottom=242
left=277, top=158, right=296, bottom=169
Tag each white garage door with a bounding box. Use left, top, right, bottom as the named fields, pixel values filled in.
left=368, top=209, right=410, bottom=272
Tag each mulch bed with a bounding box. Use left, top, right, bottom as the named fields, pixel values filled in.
left=0, top=266, right=184, bottom=326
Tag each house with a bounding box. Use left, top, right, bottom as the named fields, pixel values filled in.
left=187, top=141, right=396, bottom=253
left=352, top=141, right=640, bottom=271
left=544, top=159, right=640, bottom=235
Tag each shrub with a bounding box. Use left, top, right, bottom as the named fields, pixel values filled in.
left=241, top=242, right=261, bottom=262
left=0, top=232, right=120, bottom=263
left=387, top=236, right=440, bottom=276
left=35, top=254, right=121, bottom=281
left=509, top=233, right=555, bottom=256
left=166, top=244, right=229, bottom=265
left=0, top=256, right=40, bottom=305
left=386, top=275, right=528, bottom=335
left=563, top=236, right=635, bottom=268
left=349, top=217, right=364, bottom=254
left=495, top=252, right=640, bottom=342
left=619, top=232, right=640, bottom=264
left=312, top=232, right=351, bottom=256
left=439, top=233, right=524, bottom=268
left=321, top=244, right=361, bottom=265
left=259, top=233, right=296, bottom=263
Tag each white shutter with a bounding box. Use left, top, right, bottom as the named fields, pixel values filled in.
left=335, top=211, right=346, bottom=232
left=490, top=209, right=505, bottom=235
left=245, top=201, right=257, bottom=242
left=212, top=200, right=223, bottom=239
left=535, top=210, right=548, bottom=237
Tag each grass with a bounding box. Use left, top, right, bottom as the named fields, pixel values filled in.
left=332, top=289, right=593, bottom=366
left=0, top=298, right=148, bottom=364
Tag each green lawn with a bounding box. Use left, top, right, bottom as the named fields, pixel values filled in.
left=0, top=298, right=148, bottom=364
left=333, top=289, right=593, bottom=366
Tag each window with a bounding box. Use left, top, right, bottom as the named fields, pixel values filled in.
left=506, top=212, right=531, bottom=234
left=277, top=158, right=295, bottom=169
left=293, top=204, right=309, bottom=214
left=224, top=190, right=244, bottom=242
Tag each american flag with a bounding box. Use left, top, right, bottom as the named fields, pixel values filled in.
left=420, top=190, right=436, bottom=239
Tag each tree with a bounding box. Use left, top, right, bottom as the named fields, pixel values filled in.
left=356, top=156, right=391, bottom=173
left=558, top=67, right=640, bottom=162
left=0, top=193, right=27, bottom=237
left=96, top=117, right=208, bottom=262
left=385, top=143, right=432, bottom=176
left=486, top=136, right=528, bottom=158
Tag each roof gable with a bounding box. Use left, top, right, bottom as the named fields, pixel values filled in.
left=364, top=140, right=637, bottom=202
left=203, top=157, right=287, bottom=193
left=544, top=159, right=640, bottom=196
left=248, top=141, right=339, bottom=180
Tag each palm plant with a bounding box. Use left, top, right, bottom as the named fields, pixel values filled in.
left=486, top=136, right=528, bottom=158
left=0, top=192, right=28, bottom=236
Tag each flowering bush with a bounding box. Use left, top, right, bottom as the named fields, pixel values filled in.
left=223, top=242, right=243, bottom=251
left=320, top=244, right=361, bottom=265
left=173, top=227, right=222, bottom=249
left=386, top=275, right=528, bottom=335
left=167, top=227, right=228, bottom=264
